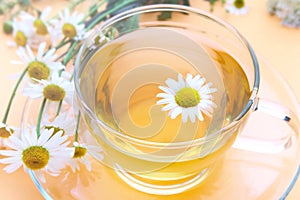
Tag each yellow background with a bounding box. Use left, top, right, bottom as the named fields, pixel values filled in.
left=0, top=0, right=299, bottom=199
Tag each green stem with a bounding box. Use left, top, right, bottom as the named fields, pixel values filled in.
left=74, top=112, right=81, bottom=142
left=54, top=37, right=71, bottom=49
left=80, top=0, right=107, bottom=22
left=63, top=41, right=78, bottom=65
left=86, top=0, right=137, bottom=31
left=56, top=100, right=63, bottom=116
left=36, top=98, right=47, bottom=137
left=2, top=67, right=28, bottom=124
left=69, top=47, right=80, bottom=81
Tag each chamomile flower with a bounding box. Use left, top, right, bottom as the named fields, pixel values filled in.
left=42, top=113, right=76, bottom=137
left=226, top=0, right=248, bottom=15
left=8, top=13, right=47, bottom=49
left=50, top=8, right=85, bottom=44
left=8, top=18, right=35, bottom=47
left=157, top=73, right=217, bottom=123
left=23, top=71, right=74, bottom=104
left=34, top=6, right=52, bottom=35
left=0, top=127, right=74, bottom=174
left=12, top=42, right=65, bottom=81
left=20, top=6, right=52, bottom=35
left=68, top=141, right=103, bottom=172
left=0, top=123, right=15, bottom=138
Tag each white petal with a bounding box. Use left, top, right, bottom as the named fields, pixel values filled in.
left=201, top=108, right=212, bottom=118
left=181, top=110, right=188, bottom=123
left=3, top=161, right=23, bottom=173
left=208, top=87, right=218, bottom=93
left=10, top=60, right=24, bottom=65
left=193, top=78, right=206, bottom=90
left=6, top=135, right=26, bottom=150
left=199, top=94, right=213, bottom=100
left=166, top=78, right=181, bottom=92
left=177, top=74, right=185, bottom=87
left=41, top=6, right=52, bottom=20
left=64, top=9, right=70, bottom=21
left=16, top=47, right=31, bottom=63
left=196, top=109, right=204, bottom=121
left=188, top=108, right=196, bottom=123
left=23, top=131, right=36, bottom=146
left=201, top=99, right=217, bottom=108
left=169, top=106, right=182, bottom=119
left=156, top=93, right=173, bottom=99
left=162, top=103, right=178, bottom=111
left=7, top=40, right=17, bottom=47
left=25, top=45, right=35, bottom=61
left=192, top=74, right=201, bottom=82
left=0, top=156, right=21, bottom=164
left=186, top=73, right=193, bottom=83
left=157, top=98, right=174, bottom=105
left=48, top=62, right=65, bottom=71
left=23, top=87, right=43, bottom=99
left=0, top=150, right=20, bottom=157
left=37, top=42, right=46, bottom=60
left=37, top=129, right=52, bottom=146
left=199, top=103, right=213, bottom=114
left=158, top=86, right=175, bottom=95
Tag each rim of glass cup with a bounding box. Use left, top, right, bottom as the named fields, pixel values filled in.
left=74, top=4, right=260, bottom=148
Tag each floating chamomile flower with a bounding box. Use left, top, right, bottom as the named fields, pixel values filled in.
left=225, top=0, right=248, bottom=15
left=42, top=113, right=76, bottom=137
left=0, top=123, right=15, bottom=138
left=68, top=141, right=103, bottom=172
left=23, top=71, right=74, bottom=104
left=157, top=73, right=217, bottom=123
left=12, top=42, right=65, bottom=81
left=0, top=127, right=73, bottom=175
left=50, top=8, right=85, bottom=44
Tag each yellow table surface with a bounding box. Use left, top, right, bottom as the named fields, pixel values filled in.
left=0, top=0, right=299, bottom=199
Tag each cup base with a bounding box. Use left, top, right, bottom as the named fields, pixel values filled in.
left=114, top=164, right=211, bottom=195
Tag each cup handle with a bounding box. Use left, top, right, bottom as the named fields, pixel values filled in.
left=233, top=97, right=300, bottom=154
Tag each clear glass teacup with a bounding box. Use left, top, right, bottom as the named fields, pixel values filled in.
left=74, top=4, right=300, bottom=195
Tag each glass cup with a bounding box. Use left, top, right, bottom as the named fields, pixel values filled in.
left=74, top=4, right=300, bottom=195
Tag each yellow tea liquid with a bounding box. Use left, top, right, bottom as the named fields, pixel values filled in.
left=79, top=28, right=250, bottom=182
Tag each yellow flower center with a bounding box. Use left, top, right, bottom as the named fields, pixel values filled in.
left=43, top=84, right=66, bottom=101
left=28, top=61, right=50, bottom=80
left=234, top=0, right=245, bottom=9
left=175, top=87, right=200, bottom=108
left=22, top=146, right=49, bottom=170
left=73, top=146, right=87, bottom=158
left=44, top=126, right=65, bottom=136
left=34, top=19, right=48, bottom=35
left=62, top=23, right=77, bottom=38
left=0, top=127, right=14, bottom=138
left=14, top=31, right=27, bottom=46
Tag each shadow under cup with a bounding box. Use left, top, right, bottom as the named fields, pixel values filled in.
left=74, top=5, right=259, bottom=195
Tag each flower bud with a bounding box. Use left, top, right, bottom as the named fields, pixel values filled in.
left=3, top=20, right=13, bottom=34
